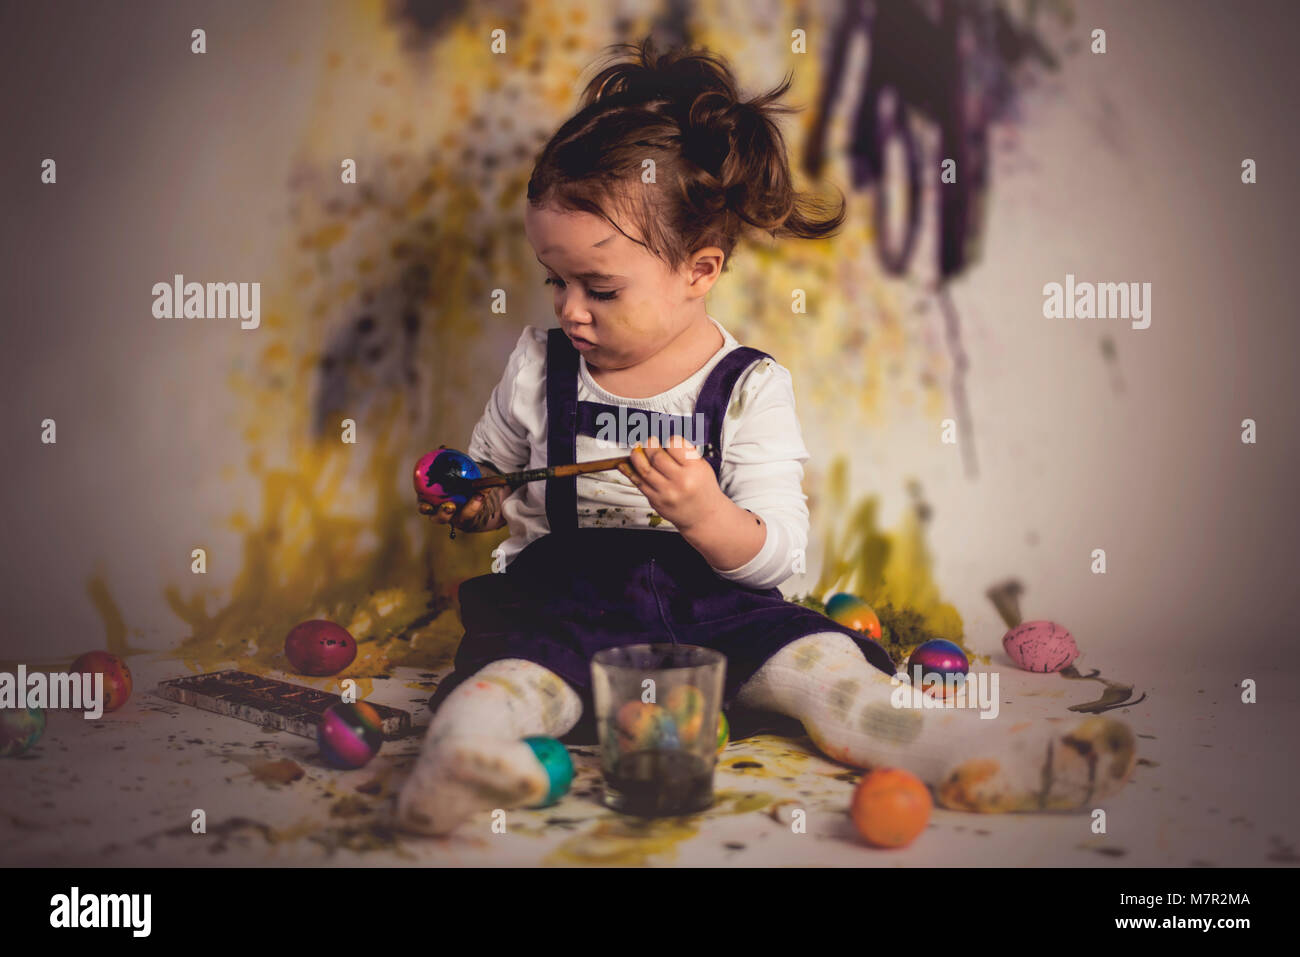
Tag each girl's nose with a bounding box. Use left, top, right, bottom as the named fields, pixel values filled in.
left=558, top=290, right=591, bottom=324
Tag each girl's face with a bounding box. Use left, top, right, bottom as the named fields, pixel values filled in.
left=523, top=201, right=721, bottom=372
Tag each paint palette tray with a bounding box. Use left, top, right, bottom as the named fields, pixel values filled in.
left=155, top=670, right=411, bottom=740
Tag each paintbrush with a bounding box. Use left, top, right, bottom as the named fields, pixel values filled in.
left=473, top=442, right=716, bottom=492
left=415, top=442, right=716, bottom=515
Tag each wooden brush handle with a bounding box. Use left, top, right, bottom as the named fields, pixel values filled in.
left=470, top=442, right=716, bottom=492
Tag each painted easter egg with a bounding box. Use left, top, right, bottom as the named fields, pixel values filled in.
left=615, top=701, right=679, bottom=753
left=70, top=651, right=133, bottom=712
left=716, top=711, right=729, bottom=754
left=664, top=686, right=705, bottom=743
left=285, top=620, right=357, bottom=676
left=523, top=736, right=574, bottom=807
left=850, top=767, right=932, bottom=848
left=1002, top=620, right=1079, bottom=673
left=906, top=639, right=970, bottom=691
left=824, top=593, right=883, bottom=641
left=413, top=447, right=482, bottom=509
left=317, top=702, right=384, bottom=769
left=0, top=706, right=45, bottom=757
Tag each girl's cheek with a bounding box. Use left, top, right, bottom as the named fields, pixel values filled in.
left=614, top=299, right=656, bottom=333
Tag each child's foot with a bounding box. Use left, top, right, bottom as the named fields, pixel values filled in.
left=397, top=734, right=551, bottom=835
left=740, top=632, right=1139, bottom=814
left=933, top=715, right=1138, bottom=813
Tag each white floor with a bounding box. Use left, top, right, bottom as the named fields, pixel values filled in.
left=3, top=652, right=1295, bottom=867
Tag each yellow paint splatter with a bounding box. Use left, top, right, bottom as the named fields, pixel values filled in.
left=796, top=458, right=968, bottom=667
left=544, top=816, right=700, bottom=867
left=151, top=2, right=965, bottom=700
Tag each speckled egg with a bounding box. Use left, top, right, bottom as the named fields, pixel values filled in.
left=0, top=706, right=45, bottom=757
left=284, top=620, right=357, bottom=676
left=615, top=701, right=679, bottom=753
left=317, top=702, right=384, bottom=769
left=1002, top=620, right=1079, bottom=672
left=523, top=736, right=573, bottom=807
left=664, top=685, right=705, bottom=743
left=70, top=651, right=133, bottom=712
left=824, top=593, right=883, bottom=641
left=413, top=447, right=482, bottom=509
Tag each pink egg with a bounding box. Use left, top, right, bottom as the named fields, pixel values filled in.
left=1002, top=620, right=1079, bottom=672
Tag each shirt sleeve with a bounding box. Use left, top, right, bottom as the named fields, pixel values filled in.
left=465, top=327, right=540, bottom=474
left=707, top=358, right=811, bottom=591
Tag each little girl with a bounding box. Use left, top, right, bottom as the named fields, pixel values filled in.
left=398, top=39, right=1136, bottom=835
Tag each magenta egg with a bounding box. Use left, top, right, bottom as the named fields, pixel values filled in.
left=906, top=639, right=969, bottom=689
left=318, top=702, right=383, bottom=769
left=284, top=620, right=357, bottom=676
left=413, top=447, right=482, bottom=509
left=1002, top=620, right=1079, bottom=672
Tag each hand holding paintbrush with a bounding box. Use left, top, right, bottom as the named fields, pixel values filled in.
left=414, top=443, right=716, bottom=534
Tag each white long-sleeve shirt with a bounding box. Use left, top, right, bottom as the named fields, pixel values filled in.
left=465, top=314, right=811, bottom=591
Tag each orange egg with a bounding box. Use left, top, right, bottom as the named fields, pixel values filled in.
left=850, top=768, right=932, bottom=848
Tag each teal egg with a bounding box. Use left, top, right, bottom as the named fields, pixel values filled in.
left=0, top=706, right=45, bottom=757
left=523, top=736, right=573, bottom=807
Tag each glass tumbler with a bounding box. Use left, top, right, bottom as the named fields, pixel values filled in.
left=591, top=643, right=725, bottom=817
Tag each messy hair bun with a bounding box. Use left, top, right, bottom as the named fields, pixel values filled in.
left=528, top=37, right=846, bottom=272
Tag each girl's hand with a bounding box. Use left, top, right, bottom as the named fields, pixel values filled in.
left=618, top=435, right=723, bottom=533
left=418, top=490, right=501, bottom=533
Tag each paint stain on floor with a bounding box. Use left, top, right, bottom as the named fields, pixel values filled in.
left=541, top=789, right=777, bottom=866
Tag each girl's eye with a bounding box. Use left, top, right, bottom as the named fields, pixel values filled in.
left=543, top=277, right=618, bottom=302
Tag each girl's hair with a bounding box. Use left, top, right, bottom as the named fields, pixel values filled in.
left=527, top=37, right=846, bottom=273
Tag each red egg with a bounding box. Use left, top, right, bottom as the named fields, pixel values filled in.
left=284, top=620, right=357, bottom=676
left=70, top=651, right=133, bottom=712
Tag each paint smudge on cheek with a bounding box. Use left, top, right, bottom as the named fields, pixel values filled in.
left=593, top=300, right=653, bottom=356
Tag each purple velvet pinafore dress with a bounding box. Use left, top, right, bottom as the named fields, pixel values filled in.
left=427, top=328, right=896, bottom=744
